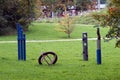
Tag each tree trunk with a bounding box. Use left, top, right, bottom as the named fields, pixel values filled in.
left=68, top=33, right=71, bottom=38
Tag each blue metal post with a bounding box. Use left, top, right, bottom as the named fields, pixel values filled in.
left=96, top=28, right=101, bottom=64
left=16, top=23, right=22, bottom=60
left=23, top=34, right=26, bottom=61
left=16, top=23, right=26, bottom=61
left=82, top=32, right=88, bottom=61
left=20, top=34, right=24, bottom=60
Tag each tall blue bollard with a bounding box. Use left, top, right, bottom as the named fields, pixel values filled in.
left=16, top=23, right=26, bottom=61
left=96, top=28, right=101, bottom=64
left=82, top=32, right=88, bottom=61
left=16, top=23, right=22, bottom=60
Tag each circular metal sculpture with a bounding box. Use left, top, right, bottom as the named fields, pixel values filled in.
left=38, top=52, right=58, bottom=65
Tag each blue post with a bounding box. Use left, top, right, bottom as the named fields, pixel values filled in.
left=22, top=34, right=26, bottom=61
left=97, top=49, right=101, bottom=64
left=96, top=28, right=101, bottom=64
left=16, top=23, right=22, bottom=60
left=16, top=23, right=26, bottom=61
left=82, top=32, right=88, bottom=61
left=20, top=33, right=24, bottom=60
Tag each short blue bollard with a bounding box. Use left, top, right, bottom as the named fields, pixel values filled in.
left=22, top=34, right=26, bottom=60
left=97, top=49, right=101, bottom=64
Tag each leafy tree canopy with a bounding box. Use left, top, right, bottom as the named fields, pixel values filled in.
left=92, top=0, right=120, bottom=48
left=0, top=0, right=41, bottom=35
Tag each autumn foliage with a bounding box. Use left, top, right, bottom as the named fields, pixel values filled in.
left=56, top=14, right=77, bottom=38
left=92, top=0, right=120, bottom=47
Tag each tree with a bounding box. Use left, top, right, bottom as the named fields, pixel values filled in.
left=0, top=0, right=41, bottom=35
left=56, top=14, right=77, bottom=38
left=41, top=0, right=59, bottom=18
left=40, top=0, right=95, bottom=18
left=92, top=0, right=120, bottom=48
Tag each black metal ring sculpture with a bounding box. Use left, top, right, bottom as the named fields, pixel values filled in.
left=38, top=51, right=58, bottom=65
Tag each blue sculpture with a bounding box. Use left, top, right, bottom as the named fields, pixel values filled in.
left=16, top=23, right=26, bottom=61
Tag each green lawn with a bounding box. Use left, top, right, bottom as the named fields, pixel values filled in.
left=0, top=23, right=119, bottom=80
left=0, top=40, right=120, bottom=80
left=26, top=23, right=108, bottom=40
left=0, top=23, right=108, bottom=41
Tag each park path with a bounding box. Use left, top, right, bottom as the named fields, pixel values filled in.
left=0, top=38, right=97, bottom=44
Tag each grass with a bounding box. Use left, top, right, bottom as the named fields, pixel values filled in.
left=0, top=23, right=119, bottom=80
left=0, top=23, right=108, bottom=41
left=26, top=23, right=109, bottom=40
left=0, top=40, right=120, bottom=80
